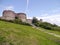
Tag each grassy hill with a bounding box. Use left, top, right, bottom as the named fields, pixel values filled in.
left=0, top=21, right=60, bottom=45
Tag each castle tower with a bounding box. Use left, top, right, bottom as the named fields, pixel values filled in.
left=16, top=13, right=27, bottom=22
left=2, top=10, right=15, bottom=20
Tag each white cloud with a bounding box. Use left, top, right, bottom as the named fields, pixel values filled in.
left=26, top=0, right=29, bottom=9
left=40, top=13, right=49, bottom=17
left=27, top=16, right=32, bottom=19
left=4, top=6, right=14, bottom=10
left=25, top=0, right=29, bottom=13
left=36, top=14, right=60, bottom=26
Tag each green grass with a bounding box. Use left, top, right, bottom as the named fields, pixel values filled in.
left=39, top=27, right=60, bottom=35
left=0, top=21, right=60, bottom=45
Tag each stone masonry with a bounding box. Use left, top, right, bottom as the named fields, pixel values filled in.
left=2, top=10, right=27, bottom=22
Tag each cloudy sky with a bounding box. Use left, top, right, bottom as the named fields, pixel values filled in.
left=0, top=0, right=60, bottom=26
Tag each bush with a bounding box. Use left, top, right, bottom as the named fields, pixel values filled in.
left=38, top=22, right=60, bottom=31
left=32, top=17, right=38, bottom=24
left=33, top=22, right=39, bottom=27
left=53, top=27, right=60, bottom=31
left=13, top=19, right=22, bottom=24
left=0, top=18, right=31, bottom=26
left=39, top=22, right=52, bottom=30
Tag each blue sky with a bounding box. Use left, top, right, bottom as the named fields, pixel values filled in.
left=0, top=0, right=60, bottom=25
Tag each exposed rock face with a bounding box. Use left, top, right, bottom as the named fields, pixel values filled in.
left=2, top=10, right=27, bottom=22
left=2, top=10, right=15, bottom=20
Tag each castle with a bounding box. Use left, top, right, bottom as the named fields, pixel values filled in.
left=1, top=10, right=27, bottom=22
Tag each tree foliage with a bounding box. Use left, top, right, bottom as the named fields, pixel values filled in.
left=32, top=17, right=38, bottom=24
left=32, top=17, right=60, bottom=31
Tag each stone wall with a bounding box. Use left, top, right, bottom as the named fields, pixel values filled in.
left=2, top=10, right=15, bottom=20
left=2, top=10, right=27, bottom=22
left=16, top=13, right=27, bottom=22
left=27, top=19, right=32, bottom=24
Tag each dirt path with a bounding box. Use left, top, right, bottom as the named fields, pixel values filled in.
left=31, top=24, right=60, bottom=38
left=36, top=27, right=60, bottom=38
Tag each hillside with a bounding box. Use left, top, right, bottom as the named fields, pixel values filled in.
left=0, top=21, right=60, bottom=45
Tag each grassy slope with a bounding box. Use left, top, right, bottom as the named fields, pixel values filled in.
left=39, top=27, right=60, bottom=35
left=44, top=29, right=60, bottom=35
left=0, top=21, right=60, bottom=45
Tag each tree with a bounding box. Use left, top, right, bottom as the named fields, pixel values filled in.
left=32, top=17, right=38, bottom=24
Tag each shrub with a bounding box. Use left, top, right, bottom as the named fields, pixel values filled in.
left=0, top=18, right=31, bottom=26
left=39, top=22, right=52, bottom=30
left=32, top=17, right=38, bottom=24
left=13, top=19, right=22, bottom=24
left=53, top=27, right=60, bottom=31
